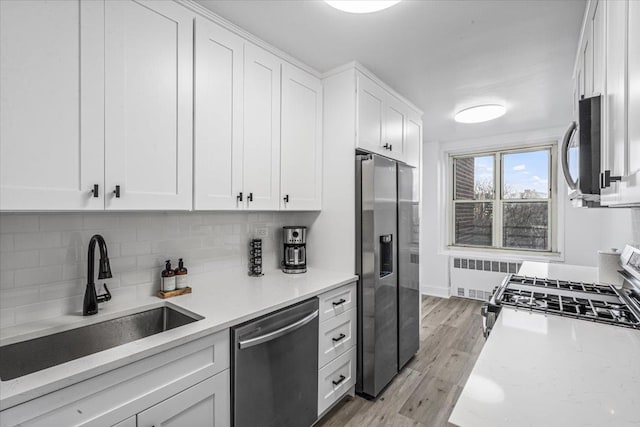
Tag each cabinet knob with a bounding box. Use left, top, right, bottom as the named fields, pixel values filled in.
left=247, top=192, right=253, bottom=202
left=91, top=184, right=99, bottom=198
left=383, top=143, right=390, bottom=150
left=283, top=194, right=289, bottom=203
left=389, top=144, right=393, bottom=151
left=237, top=192, right=243, bottom=202
left=113, top=185, right=121, bottom=198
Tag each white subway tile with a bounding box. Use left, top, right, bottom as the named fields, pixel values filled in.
left=14, top=232, right=61, bottom=250
left=109, top=256, right=138, bottom=273
left=0, top=287, right=39, bottom=309
left=39, top=214, right=84, bottom=231
left=15, top=265, right=63, bottom=287
left=62, top=263, right=84, bottom=281
left=83, top=214, right=119, bottom=230
left=0, top=235, right=14, bottom=252
left=121, top=241, right=151, bottom=256
left=0, top=214, right=39, bottom=233
left=40, top=280, right=84, bottom=301
left=39, top=248, right=77, bottom=266
left=0, top=270, right=14, bottom=289
left=0, top=308, right=16, bottom=329
left=121, top=270, right=152, bottom=287
left=0, top=250, right=39, bottom=270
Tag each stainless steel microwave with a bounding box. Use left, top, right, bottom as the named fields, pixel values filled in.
left=561, top=95, right=601, bottom=206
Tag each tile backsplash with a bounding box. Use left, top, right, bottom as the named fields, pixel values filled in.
left=633, top=209, right=640, bottom=244
left=0, top=212, right=317, bottom=329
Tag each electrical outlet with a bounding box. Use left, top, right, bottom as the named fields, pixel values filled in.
left=254, top=227, right=268, bottom=238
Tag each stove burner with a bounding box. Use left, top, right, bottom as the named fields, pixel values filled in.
left=493, top=275, right=640, bottom=329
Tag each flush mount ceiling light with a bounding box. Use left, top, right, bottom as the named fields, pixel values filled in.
left=325, top=0, right=402, bottom=14
left=454, top=104, right=506, bottom=124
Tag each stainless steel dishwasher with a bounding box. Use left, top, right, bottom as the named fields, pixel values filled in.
left=232, top=298, right=319, bottom=427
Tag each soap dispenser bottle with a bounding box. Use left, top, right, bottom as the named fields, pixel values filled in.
left=161, top=260, right=176, bottom=292
left=175, top=258, right=188, bottom=289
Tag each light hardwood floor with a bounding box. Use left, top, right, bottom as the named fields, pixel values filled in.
left=316, top=296, right=485, bottom=427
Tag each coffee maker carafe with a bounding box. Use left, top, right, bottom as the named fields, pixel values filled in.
left=282, top=226, right=307, bottom=274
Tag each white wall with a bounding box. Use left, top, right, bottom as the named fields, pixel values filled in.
left=0, top=211, right=317, bottom=328
left=420, top=130, right=640, bottom=297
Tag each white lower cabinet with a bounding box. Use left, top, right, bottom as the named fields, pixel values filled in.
left=137, top=370, right=230, bottom=427
left=317, top=282, right=357, bottom=417
left=318, top=347, right=357, bottom=416
left=0, top=331, right=230, bottom=427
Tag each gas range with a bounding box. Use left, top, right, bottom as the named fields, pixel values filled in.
left=482, top=272, right=640, bottom=337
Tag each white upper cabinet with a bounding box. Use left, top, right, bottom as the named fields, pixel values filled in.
left=405, top=113, right=422, bottom=169
left=356, top=72, right=421, bottom=165
left=104, top=0, right=193, bottom=211
left=280, top=64, right=323, bottom=210
left=194, top=18, right=244, bottom=210
left=384, top=95, right=407, bottom=160
left=622, top=0, right=640, bottom=205
left=357, top=74, right=386, bottom=155
left=243, top=44, right=281, bottom=211
left=0, top=0, right=104, bottom=211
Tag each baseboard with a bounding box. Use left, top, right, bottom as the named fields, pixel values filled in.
left=420, top=285, right=450, bottom=298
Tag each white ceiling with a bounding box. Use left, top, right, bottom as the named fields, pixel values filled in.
left=195, top=0, right=586, bottom=143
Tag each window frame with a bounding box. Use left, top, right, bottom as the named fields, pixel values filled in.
left=449, top=144, right=557, bottom=253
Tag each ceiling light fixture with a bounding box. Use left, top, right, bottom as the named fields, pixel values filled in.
left=454, top=104, right=506, bottom=124
left=325, top=0, right=402, bottom=14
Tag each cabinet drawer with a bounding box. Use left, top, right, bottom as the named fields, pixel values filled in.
left=319, top=282, right=356, bottom=322
left=318, top=308, right=356, bottom=369
left=317, top=346, right=356, bottom=416
left=0, top=330, right=229, bottom=427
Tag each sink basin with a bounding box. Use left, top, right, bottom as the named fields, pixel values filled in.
left=0, top=306, right=199, bottom=381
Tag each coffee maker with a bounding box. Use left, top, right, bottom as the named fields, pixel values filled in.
left=282, top=226, right=307, bottom=274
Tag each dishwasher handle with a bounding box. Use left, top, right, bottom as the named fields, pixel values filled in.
left=238, top=310, right=319, bottom=349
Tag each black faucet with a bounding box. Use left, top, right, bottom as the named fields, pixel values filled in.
left=83, top=234, right=113, bottom=316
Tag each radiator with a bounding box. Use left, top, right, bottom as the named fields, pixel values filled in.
left=451, top=257, right=522, bottom=301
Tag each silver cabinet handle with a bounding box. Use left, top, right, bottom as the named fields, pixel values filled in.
left=238, top=310, right=318, bottom=349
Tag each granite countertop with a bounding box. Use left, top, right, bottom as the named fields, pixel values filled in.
left=449, top=261, right=640, bottom=427
left=0, top=268, right=357, bottom=410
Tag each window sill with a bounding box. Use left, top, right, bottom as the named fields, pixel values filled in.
left=441, top=246, right=564, bottom=262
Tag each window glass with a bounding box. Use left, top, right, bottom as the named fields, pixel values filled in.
left=454, top=202, right=493, bottom=247
left=503, top=202, right=549, bottom=250
left=454, top=156, right=494, bottom=200
left=502, top=150, right=549, bottom=199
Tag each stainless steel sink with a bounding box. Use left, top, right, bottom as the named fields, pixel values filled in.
left=0, top=306, right=200, bottom=381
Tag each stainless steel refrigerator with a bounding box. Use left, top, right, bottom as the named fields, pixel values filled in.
left=355, top=153, right=420, bottom=398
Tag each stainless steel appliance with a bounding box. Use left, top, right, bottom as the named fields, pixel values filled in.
left=561, top=94, right=612, bottom=207
left=282, top=226, right=307, bottom=274
left=481, top=273, right=640, bottom=338
left=355, top=153, right=420, bottom=398
left=232, top=298, right=318, bottom=427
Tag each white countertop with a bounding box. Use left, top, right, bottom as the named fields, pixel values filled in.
left=450, top=262, right=640, bottom=427
left=0, top=268, right=357, bottom=410
left=518, top=261, right=598, bottom=283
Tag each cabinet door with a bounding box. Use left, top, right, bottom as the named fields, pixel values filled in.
left=243, top=44, right=281, bottom=211
left=0, top=0, right=104, bottom=210
left=384, top=95, right=406, bottom=160
left=357, top=74, right=386, bottom=155
left=280, top=64, right=322, bottom=210
left=405, top=113, right=422, bottom=169
left=622, top=0, right=640, bottom=205
left=105, top=0, right=193, bottom=210
left=194, top=17, right=244, bottom=210
left=583, top=21, right=594, bottom=97
left=592, top=0, right=605, bottom=95
left=602, top=0, right=628, bottom=205
left=137, top=371, right=230, bottom=427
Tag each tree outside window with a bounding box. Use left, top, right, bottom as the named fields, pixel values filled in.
left=452, top=147, right=554, bottom=252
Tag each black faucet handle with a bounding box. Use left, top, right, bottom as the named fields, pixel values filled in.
left=97, top=283, right=112, bottom=304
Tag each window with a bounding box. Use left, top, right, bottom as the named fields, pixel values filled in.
left=451, top=146, right=555, bottom=252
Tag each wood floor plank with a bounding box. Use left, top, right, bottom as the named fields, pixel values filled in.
left=318, top=296, right=485, bottom=427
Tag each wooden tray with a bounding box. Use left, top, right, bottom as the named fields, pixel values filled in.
left=157, top=287, right=192, bottom=299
